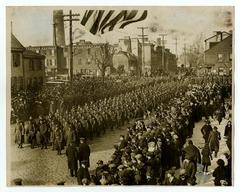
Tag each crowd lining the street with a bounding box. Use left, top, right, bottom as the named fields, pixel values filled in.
left=13, top=75, right=232, bottom=186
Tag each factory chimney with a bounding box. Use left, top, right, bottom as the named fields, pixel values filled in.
left=53, top=10, right=66, bottom=47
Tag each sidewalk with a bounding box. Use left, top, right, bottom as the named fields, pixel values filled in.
left=192, top=117, right=231, bottom=186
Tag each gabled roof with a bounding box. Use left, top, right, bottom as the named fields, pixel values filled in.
left=11, top=33, right=25, bottom=51
left=116, top=51, right=137, bottom=61
left=205, top=35, right=232, bottom=53
left=23, top=50, right=45, bottom=59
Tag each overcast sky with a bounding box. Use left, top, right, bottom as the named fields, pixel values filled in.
left=8, top=6, right=234, bottom=55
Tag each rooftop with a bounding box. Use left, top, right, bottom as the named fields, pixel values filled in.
left=11, top=34, right=25, bottom=51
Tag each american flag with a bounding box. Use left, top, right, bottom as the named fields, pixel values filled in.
left=80, top=10, right=148, bottom=35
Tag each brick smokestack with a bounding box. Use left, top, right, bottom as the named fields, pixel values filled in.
left=53, top=10, right=66, bottom=47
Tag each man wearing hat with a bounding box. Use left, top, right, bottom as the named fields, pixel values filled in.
left=208, top=126, right=221, bottom=158
left=119, top=135, right=127, bottom=150
left=28, top=116, right=36, bottom=149
left=201, top=120, right=213, bottom=143
left=182, top=140, right=201, bottom=170
left=78, top=137, right=91, bottom=167
left=39, top=119, right=48, bottom=149
left=163, top=169, right=178, bottom=185
left=95, top=160, right=108, bottom=183
left=77, top=160, right=90, bottom=185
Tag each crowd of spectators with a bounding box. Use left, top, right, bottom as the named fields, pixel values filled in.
left=13, top=74, right=232, bottom=186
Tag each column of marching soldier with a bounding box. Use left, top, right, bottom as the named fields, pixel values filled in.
left=14, top=76, right=232, bottom=185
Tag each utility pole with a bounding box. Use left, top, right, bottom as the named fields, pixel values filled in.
left=137, top=27, right=148, bottom=76
left=53, top=23, right=58, bottom=80
left=184, top=43, right=187, bottom=68
left=175, top=37, right=178, bottom=65
left=174, top=37, right=178, bottom=58
left=159, top=34, right=167, bottom=70
left=11, top=21, right=13, bottom=34
left=63, top=10, right=80, bottom=82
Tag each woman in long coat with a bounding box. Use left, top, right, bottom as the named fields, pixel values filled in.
left=208, top=127, right=221, bottom=158
left=66, top=142, right=78, bottom=177
left=15, top=120, right=24, bottom=148
left=201, top=143, right=212, bottom=173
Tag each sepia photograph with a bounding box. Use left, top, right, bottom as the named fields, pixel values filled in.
left=6, top=5, right=234, bottom=187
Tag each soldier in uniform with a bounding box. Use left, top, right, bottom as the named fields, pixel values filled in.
left=28, top=117, right=36, bottom=149
left=55, top=126, right=63, bottom=155
left=78, top=137, right=91, bottom=168
left=14, top=119, right=24, bottom=148
left=65, top=125, right=76, bottom=147
left=39, top=119, right=48, bottom=149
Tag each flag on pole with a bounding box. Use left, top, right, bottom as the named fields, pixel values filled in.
left=80, top=10, right=148, bottom=35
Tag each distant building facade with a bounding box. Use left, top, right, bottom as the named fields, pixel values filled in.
left=115, top=37, right=177, bottom=76
left=27, top=46, right=66, bottom=76
left=64, top=40, right=105, bottom=76
left=204, top=32, right=232, bottom=74
left=113, top=51, right=138, bottom=76
left=11, top=34, right=45, bottom=91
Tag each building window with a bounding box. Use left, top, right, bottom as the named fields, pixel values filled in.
left=87, top=58, right=91, bottom=65
left=39, top=60, right=43, bottom=70
left=51, top=49, right=55, bottom=56
left=78, top=59, right=82, bottom=65
left=29, top=60, right=35, bottom=71
left=12, top=53, right=20, bottom=67
left=52, top=59, right=55, bottom=66
left=39, top=77, right=43, bottom=85
left=229, top=53, right=232, bottom=61
left=87, top=48, right=91, bottom=55
left=11, top=77, right=17, bottom=88
left=217, top=53, right=223, bottom=62
left=19, top=77, right=24, bottom=89
left=27, top=78, right=32, bottom=88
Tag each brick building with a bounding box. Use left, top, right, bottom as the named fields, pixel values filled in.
left=11, top=34, right=45, bottom=91
left=113, top=51, right=138, bottom=76
left=27, top=46, right=66, bottom=77
left=204, top=32, right=232, bottom=74
left=64, top=40, right=106, bottom=76
left=116, top=37, right=177, bottom=76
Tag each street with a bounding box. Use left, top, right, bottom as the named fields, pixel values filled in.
left=8, top=114, right=231, bottom=186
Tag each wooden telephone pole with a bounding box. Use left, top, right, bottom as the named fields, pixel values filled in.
left=137, top=27, right=148, bottom=76
left=63, top=10, right=80, bottom=82
left=159, top=34, right=167, bottom=70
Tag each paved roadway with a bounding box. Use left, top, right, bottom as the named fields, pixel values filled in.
left=8, top=116, right=231, bottom=186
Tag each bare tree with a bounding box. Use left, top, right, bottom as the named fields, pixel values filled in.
left=95, top=43, right=115, bottom=82
left=187, top=34, right=205, bottom=68
left=179, top=34, right=205, bottom=68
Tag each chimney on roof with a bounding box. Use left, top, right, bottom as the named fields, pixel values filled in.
left=215, top=31, right=223, bottom=41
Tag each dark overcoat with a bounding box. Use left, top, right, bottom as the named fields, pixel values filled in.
left=66, top=145, right=78, bottom=170
left=208, top=131, right=221, bottom=152
left=77, top=166, right=90, bottom=185
left=78, top=143, right=91, bottom=167
left=201, top=146, right=212, bottom=165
